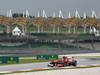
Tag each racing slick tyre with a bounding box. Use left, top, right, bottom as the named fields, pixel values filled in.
left=72, top=60, right=77, bottom=66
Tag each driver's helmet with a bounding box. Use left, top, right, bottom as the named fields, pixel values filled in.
left=72, top=56, right=74, bottom=58
left=63, top=56, right=67, bottom=59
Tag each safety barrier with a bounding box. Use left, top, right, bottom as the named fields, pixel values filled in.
left=36, top=54, right=58, bottom=60
left=0, top=56, right=19, bottom=64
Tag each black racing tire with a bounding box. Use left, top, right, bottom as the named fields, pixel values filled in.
left=48, top=64, right=54, bottom=67
left=72, top=60, right=77, bottom=66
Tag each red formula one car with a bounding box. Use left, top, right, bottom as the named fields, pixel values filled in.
left=48, top=56, right=77, bottom=67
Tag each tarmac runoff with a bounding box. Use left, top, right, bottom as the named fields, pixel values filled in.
left=7, top=67, right=100, bottom=75
left=1, top=53, right=100, bottom=74
left=59, top=53, right=100, bottom=57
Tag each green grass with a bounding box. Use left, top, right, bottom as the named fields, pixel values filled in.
left=0, top=44, right=29, bottom=48
left=2, top=56, right=100, bottom=65
left=0, top=58, right=56, bottom=66
left=0, top=42, right=83, bottom=49
left=19, top=59, right=53, bottom=63
left=26, top=26, right=91, bottom=33
left=0, top=25, right=94, bottom=34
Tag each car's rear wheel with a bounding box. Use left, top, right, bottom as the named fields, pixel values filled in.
left=72, top=60, right=77, bottom=66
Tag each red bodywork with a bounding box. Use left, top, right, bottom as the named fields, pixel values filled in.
left=48, top=56, right=77, bottom=67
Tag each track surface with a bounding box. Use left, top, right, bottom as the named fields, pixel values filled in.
left=0, top=49, right=100, bottom=57
left=0, top=58, right=100, bottom=72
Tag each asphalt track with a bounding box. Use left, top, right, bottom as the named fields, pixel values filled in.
left=0, top=49, right=100, bottom=57
left=0, top=58, right=100, bottom=72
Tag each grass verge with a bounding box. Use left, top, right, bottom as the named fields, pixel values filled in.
left=0, top=59, right=55, bottom=66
